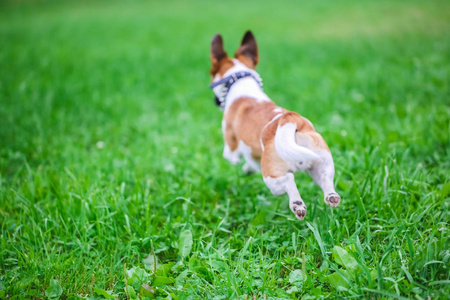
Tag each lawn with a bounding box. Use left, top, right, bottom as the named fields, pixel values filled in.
left=0, top=0, right=449, bottom=299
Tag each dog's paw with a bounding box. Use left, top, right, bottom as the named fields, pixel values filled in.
left=325, top=193, right=341, bottom=207
left=223, top=145, right=240, bottom=165
left=224, top=154, right=240, bottom=165
left=290, top=200, right=307, bottom=221
left=229, top=157, right=241, bottom=165
left=242, top=162, right=260, bottom=174
left=242, top=163, right=253, bottom=173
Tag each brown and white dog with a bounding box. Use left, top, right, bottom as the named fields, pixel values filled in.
left=209, top=31, right=340, bottom=220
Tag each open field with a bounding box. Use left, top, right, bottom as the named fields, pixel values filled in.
left=0, top=0, right=449, bottom=299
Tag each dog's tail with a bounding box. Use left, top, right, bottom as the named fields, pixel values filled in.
left=274, top=114, right=321, bottom=163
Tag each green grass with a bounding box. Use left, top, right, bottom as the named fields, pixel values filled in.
left=1, top=0, right=449, bottom=299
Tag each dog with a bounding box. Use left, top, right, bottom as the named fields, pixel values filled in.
left=209, top=31, right=340, bottom=220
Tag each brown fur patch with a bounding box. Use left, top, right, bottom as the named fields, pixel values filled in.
left=261, top=120, right=290, bottom=178
left=224, top=100, right=331, bottom=177
left=223, top=98, right=279, bottom=158
left=210, top=57, right=235, bottom=77
left=279, top=112, right=330, bottom=152
left=278, top=112, right=314, bottom=132
left=303, top=131, right=330, bottom=151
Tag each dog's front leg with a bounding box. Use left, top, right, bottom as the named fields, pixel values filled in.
left=308, top=152, right=341, bottom=207
left=240, top=143, right=261, bottom=173
left=222, top=119, right=241, bottom=165
left=223, top=143, right=241, bottom=165
left=263, top=173, right=307, bottom=220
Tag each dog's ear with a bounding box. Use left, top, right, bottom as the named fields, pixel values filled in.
left=210, top=34, right=228, bottom=74
left=235, top=30, right=259, bottom=69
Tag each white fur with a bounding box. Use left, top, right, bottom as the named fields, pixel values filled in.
left=238, top=140, right=261, bottom=172
left=216, top=59, right=270, bottom=112
left=264, top=173, right=306, bottom=220
left=221, top=119, right=226, bottom=135
left=275, top=123, right=321, bottom=164
left=263, top=174, right=291, bottom=195
left=263, top=173, right=299, bottom=199
left=223, top=141, right=260, bottom=172
left=223, top=144, right=240, bottom=164
left=273, top=107, right=282, bottom=113
left=307, top=150, right=337, bottom=197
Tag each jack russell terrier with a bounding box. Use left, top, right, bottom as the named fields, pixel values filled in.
left=209, top=31, right=340, bottom=220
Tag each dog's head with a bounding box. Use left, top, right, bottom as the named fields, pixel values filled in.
left=209, top=31, right=260, bottom=108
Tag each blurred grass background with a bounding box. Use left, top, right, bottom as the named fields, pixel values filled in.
left=0, top=0, right=449, bottom=299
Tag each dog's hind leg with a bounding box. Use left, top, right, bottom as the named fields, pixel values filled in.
left=296, top=130, right=340, bottom=207
left=307, top=153, right=340, bottom=207
left=238, top=141, right=261, bottom=173
left=222, top=119, right=241, bottom=164
left=261, top=149, right=307, bottom=220
left=263, top=173, right=307, bottom=220
left=307, top=148, right=340, bottom=207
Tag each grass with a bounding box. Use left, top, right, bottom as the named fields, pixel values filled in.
left=0, top=0, right=449, bottom=299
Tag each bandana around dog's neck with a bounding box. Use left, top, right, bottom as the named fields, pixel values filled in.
left=209, top=71, right=263, bottom=110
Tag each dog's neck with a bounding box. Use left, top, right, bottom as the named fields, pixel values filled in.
left=222, top=60, right=270, bottom=112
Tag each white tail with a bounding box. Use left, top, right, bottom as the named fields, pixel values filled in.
left=275, top=122, right=320, bottom=162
